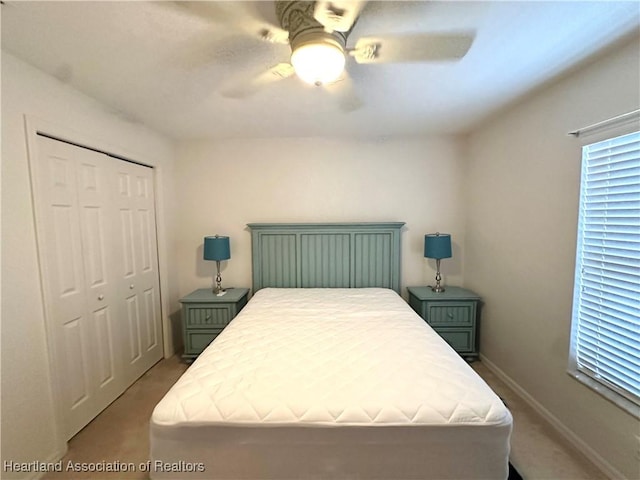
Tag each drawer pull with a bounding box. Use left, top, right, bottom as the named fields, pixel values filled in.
left=98, top=294, right=105, bottom=301
left=129, top=284, right=135, bottom=289
left=447, top=313, right=454, bottom=318
left=205, top=316, right=212, bottom=321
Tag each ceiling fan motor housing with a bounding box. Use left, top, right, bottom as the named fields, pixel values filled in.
left=276, top=1, right=349, bottom=53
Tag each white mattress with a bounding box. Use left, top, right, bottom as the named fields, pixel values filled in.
left=150, top=288, right=512, bottom=479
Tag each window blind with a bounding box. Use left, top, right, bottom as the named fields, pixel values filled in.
left=570, top=130, right=640, bottom=408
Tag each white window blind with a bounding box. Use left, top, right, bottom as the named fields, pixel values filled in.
left=569, top=130, right=640, bottom=413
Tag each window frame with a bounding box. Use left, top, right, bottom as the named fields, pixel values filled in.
left=568, top=115, right=640, bottom=418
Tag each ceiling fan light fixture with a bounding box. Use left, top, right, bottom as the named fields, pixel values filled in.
left=290, top=40, right=345, bottom=85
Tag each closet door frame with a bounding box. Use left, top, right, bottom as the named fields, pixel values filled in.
left=25, top=116, right=171, bottom=453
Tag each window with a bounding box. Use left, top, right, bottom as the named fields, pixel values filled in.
left=569, top=128, right=640, bottom=417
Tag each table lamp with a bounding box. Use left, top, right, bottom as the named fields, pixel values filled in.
left=203, top=235, right=231, bottom=294
left=424, top=232, right=452, bottom=293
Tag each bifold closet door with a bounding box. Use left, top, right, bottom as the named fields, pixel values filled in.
left=34, top=135, right=162, bottom=439
left=113, top=159, right=163, bottom=386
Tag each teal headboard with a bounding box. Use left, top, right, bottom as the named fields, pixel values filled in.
left=247, top=222, right=405, bottom=293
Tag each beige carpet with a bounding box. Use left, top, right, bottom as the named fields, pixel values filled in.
left=43, top=356, right=188, bottom=480
left=471, top=362, right=606, bottom=480
left=42, top=356, right=604, bottom=480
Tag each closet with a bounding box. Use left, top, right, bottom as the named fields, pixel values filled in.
left=32, top=135, right=163, bottom=439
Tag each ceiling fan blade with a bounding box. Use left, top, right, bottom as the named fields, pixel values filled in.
left=166, top=1, right=289, bottom=44
left=314, top=1, right=366, bottom=33
left=325, top=73, right=363, bottom=113
left=352, top=33, right=475, bottom=64
left=221, top=63, right=295, bottom=99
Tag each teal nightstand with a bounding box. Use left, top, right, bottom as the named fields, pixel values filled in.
left=180, top=288, right=249, bottom=361
left=407, top=286, right=481, bottom=360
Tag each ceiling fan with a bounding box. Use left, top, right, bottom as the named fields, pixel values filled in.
left=172, top=1, right=474, bottom=106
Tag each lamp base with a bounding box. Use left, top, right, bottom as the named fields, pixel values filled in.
left=212, top=265, right=225, bottom=294
left=431, top=263, right=445, bottom=292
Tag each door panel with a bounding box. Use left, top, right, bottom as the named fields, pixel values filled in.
left=34, top=135, right=163, bottom=440
left=119, top=209, right=136, bottom=277
left=92, top=306, right=115, bottom=387
left=52, top=205, right=83, bottom=297
left=126, top=295, right=142, bottom=362
left=81, top=206, right=107, bottom=287
left=75, top=148, right=124, bottom=420
left=62, top=317, right=90, bottom=408
left=37, top=137, right=97, bottom=438
left=114, top=161, right=163, bottom=383
left=138, top=208, right=153, bottom=272
left=143, top=288, right=159, bottom=351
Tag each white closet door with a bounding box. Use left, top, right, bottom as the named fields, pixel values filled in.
left=114, top=160, right=163, bottom=384
left=34, top=135, right=162, bottom=439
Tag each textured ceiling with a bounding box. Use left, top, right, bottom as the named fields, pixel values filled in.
left=2, top=1, right=639, bottom=140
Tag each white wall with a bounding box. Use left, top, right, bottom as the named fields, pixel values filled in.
left=463, top=35, right=640, bottom=479
left=1, top=53, right=178, bottom=478
left=174, top=136, right=466, bottom=298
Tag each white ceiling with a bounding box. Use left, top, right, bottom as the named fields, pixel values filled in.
left=2, top=1, right=639, bottom=140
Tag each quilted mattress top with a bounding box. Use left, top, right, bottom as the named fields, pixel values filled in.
left=152, top=288, right=512, bottom=428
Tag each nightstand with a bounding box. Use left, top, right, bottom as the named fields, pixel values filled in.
left=180, top=288, right=249, bottom=361
left=407, top=286, right=481, bottom=360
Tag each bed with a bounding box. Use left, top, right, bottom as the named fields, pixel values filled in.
left=150, top=223, right=512, bottom=479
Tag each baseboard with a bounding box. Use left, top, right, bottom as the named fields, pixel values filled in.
left=479, top=354, right=623, bottom=480
left=26, top=446, right=67, bottom=480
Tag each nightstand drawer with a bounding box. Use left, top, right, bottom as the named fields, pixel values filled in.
left=437, top=328, right=475, bottom=353
left=185, top=329, right=224, bottom=353
left=427, top=303, right=474, bottom=327
left=186, top=305, right=231, bottom=327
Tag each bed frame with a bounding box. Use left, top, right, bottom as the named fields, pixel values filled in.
left=248, top=222, right=405, bottom=293
left=151, top=222, right=513, bottom=480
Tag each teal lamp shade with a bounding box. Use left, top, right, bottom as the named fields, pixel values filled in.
left=203, top=235, right=230, bottom=261
left=424, top=233, right=452, bottom=259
